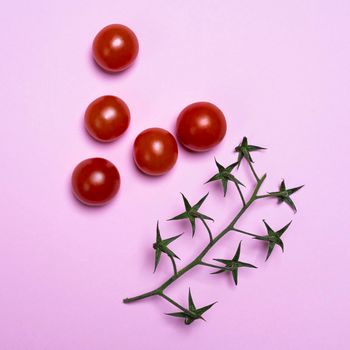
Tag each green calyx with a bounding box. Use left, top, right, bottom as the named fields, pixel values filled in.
left=253, top=220, right=292, bottom=261
left=166, top=289, right=216, bottom=325
left=153, top=221, right=182, bottom=273
left=206, top=159, right=244, bottom=197
left=235, top=136, right=266, bottom=166
left=168, top=193, right=213, bottom=239
left=267, top=180, right=304, bottom=212
left=211, top=241, right=257, bottom=285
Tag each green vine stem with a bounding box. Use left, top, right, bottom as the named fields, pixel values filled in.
left=247, top=160, right=260, bottom=182
left=231, top=228, right=257, bottom=237
left=123, top=137, right=303, bottom=325
left=123, top=172, right=266, bottom=305
left=199, top=261, right=231, bottom=270
left=159, top=293, right=192, bottom=314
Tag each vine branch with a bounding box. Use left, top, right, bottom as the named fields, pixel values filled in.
left=123, top=174, right=266, bottom=304
left=231, top=228, right=257, bottom=237
left=123, top=137, right=302, bottom=325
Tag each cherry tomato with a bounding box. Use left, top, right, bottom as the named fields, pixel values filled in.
left=133, top=128, right=178, bottom=176
left=92, top=24, right=139, bottom=72
left=71, top=158, right=120, bottom=206
left=84, top=95, right=130, bottom=142
left=176, top=102, right=227, bottom=152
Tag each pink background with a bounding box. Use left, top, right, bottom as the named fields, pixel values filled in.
left=0, top=0, right=349, bottom=349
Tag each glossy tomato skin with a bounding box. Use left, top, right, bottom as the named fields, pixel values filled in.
left=133, top=128, right=178, bottom=176
left=176, top=102, right=227, bottom=152
left=92, top=24, right=139, bottom=72
left=84, top=95, right=130, bottom=142
left=71, top=158, right=120, bottom=206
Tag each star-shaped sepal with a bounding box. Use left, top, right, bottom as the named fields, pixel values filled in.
left=168, top=193, right=214, bottom=239
left=252, top=220, right=292, bottom=261
left=211, top=241, right=257, bottom=285
left=234, top=136, right=266, bottom=166
left=153, top=221, right=182, bottom=273
left=166, top=289, right=216, bottom=325
left=206, top=159, right=244, bottom=197
left=267, top=180, right=304, bottom=212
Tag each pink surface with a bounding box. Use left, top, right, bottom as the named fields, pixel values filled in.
left=0, top=1, right=349, bottom=349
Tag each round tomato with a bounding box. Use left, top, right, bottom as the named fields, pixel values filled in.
left=92, top=24, right=139, bottom=72
left=176, top=102, right=227, bottom=152
left=84, top=95, right=130, bottom=142
left=71, top=158, right=120, bottom=206
left=133, top=128, right=178, bottom=176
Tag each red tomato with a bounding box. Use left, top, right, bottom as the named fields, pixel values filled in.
left=176, top=102, right=227, bottom=152
left=92, top=24, right=139, bottom=72
left=84, top=95, right=130, bottom=142
left=133, top=128, right=178, bottom=176
left=71, top=158, right=120, bottom=206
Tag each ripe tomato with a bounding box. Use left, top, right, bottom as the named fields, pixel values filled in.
left=92, top=24, right=139, bottom=72
left=133, top=128, right=178, bottom=176
left=176, top=102, right=227, bottom=152
left=84, top=95, right=130, bottom=142
left=71, top=158, right=120, bottom=206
